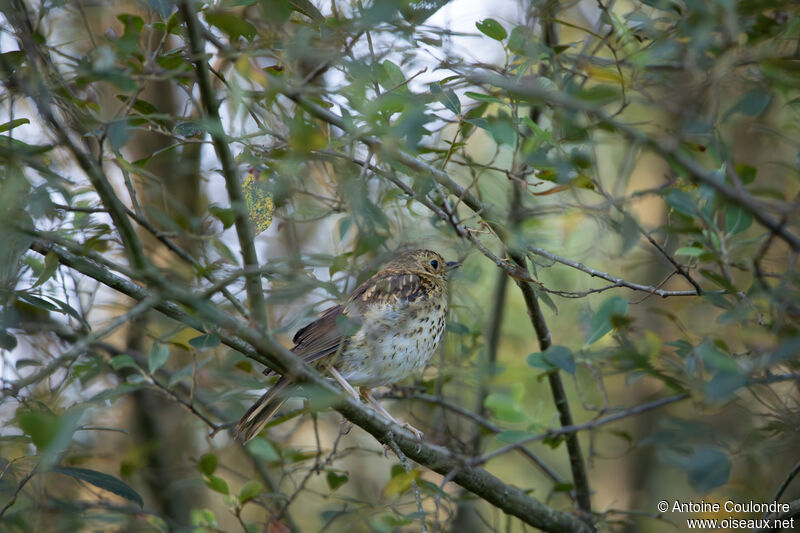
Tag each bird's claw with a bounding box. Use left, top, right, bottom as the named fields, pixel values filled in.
left=402, top=422, right=424, bottom=441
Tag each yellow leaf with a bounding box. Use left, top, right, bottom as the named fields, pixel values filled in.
left=242, top=170, right=274, bottom=235
left=235, top=56, right=269, bottom=88
left=382, top=468, right=420, bottom=499
left=584, top=65, right=622, bottom=84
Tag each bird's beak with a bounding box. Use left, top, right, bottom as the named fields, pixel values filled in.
left=445, top=260, right=461, bottom=271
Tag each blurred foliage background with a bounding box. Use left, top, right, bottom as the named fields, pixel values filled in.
left=0, top=0, right=799, bottom=531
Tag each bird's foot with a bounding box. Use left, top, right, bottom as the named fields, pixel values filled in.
left=401, top=422, right=424, bottom=440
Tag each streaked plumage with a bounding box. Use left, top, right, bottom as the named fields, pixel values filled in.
left=237, top=249, right=457, bottom=442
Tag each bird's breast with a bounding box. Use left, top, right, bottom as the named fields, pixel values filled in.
left=334, top=297, right=447, bottom=388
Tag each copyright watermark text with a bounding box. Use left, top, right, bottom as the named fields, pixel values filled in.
left=657, top=500, right=795, bottom=529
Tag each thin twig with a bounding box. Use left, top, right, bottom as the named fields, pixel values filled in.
left=0, top=465, right=37, bottom=518
left=386, top=434, right=428, bottom=533
left=472, top=393, right=690, bottom=466
left=770, top=459, right=800, bottom=507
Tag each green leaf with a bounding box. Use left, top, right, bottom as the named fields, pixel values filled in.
left=0, top=329, right=17, bottom=350
left=464, top=91, right=504, bottom=104
left=430, top=83, right=460, bottom=115
left=108, top=119, right=130, bottom=150
left=197, top=453, right=217, bottom=476
left=532, top=285, right=559, bottom=315
left=174, top=121, right=203, bottom=138
left=675, top=246, right=705, bottom=257
left=661, top=447, right=731, bottom=494
left=664, top=189, right=696, bottom=217
left=146, top=0, right=173, bottom=18
left=621, top=213, right=639, bottom=253
left=0, top=118, right=30, bottom=133
left=326, top=471, right=349, bottom=491
left=543, top=345, right=576, bottom=374
left=725, top=206, right=752, bottom=235
left=247, top=438, right=279, bottom=462
left=693, top=340, right=737, bottom=373
left=189, top=333, right=220, bottom=350
left=484, top=392, right=525, bottom=423
left=204, top=475, right=229, bottom=495
left=496, top=430, right=531, bottom=443
left=476, top=18, right=507, bottom=41
left=148, top=343, right=169, bottom=373
left=723, top=89, right=772, bottom=121
left=485, top=114, right=516, bottom=146
left=238, top=480, right=263, bottom=503
left=32, top=251, right=58, bottom=288
left=705, top=371, right=746, bottom=402
left=577, top=84, right=620, bottom=104
left=205, top=11, right=256, bottom=41
left=553, top=482, right=574, bottom=493
left=508, top=24, right=536, bottom=58
left=699, top=269, right=737, bottom=292
left=110, top=354, right=138, bottom=371
left=734, top=163, right=756, bottom=184
left=586, top=296, right=629, bottom=345
left=378, top=60, right=408, bottom=93
left=53, top=467, right=144, bottom=507
left=191, top=508, right=218, bottom=527
left=17, top=408, right=59, bottom=449
left=209, top=206, right=235, bottom=229
left=526, top=351, right=553, bottom=371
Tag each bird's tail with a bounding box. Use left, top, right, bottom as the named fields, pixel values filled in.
left=236, top=377, right=290, bottom=442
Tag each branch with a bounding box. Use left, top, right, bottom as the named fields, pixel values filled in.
left=513, top=252, right=592, bottom=516
left=770, top=459, right=800, bottom=508
left=472, top=393, right=690, bottom=466
left=754, top=498, right=800, bottom=533
left=30, top=238, right=593, bottom=533
left=0, top=465, right=37, bottom=519
left=178, top=0, right=267, bottom=329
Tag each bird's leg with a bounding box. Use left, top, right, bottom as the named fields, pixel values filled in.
left=329, top=367, right=358, bottom=434
left=329, top=367, right=360, bottom=400
left=361, top=389, right=424, bottom=440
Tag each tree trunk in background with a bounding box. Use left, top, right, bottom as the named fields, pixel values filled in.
left=84, top=5, right=206, bottom=523
left=125, top=68, right=204, bottom=529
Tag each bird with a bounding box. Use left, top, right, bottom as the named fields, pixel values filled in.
left=237, top=249, right=459, bottom=442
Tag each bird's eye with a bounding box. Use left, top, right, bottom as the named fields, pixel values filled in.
left=429, top=259, right=439, bottom=269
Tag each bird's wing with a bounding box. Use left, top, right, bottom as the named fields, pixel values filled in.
left=263, top=272, right=426, bottom=377
left=349, top=271, right=427, bottom=305
left=291, top=304, right=349, bottom=361
left=263, top=304, right=347, bottom=376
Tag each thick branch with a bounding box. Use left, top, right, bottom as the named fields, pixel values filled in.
left=513, top=253, right=592, bottom=517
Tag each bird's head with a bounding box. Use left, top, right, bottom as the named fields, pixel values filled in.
left=386, top=249, right=460, bottom=280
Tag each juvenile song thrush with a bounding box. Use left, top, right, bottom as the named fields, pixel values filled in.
left=237, top=249, right=459, bottom=442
